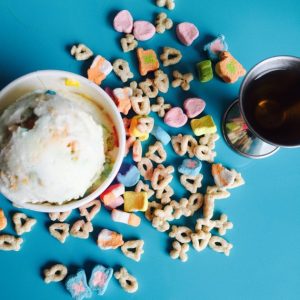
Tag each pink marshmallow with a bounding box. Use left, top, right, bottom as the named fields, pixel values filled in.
left=164, top=107, right=188, bottom=128
left=183, top=98, right=206, bottom=118
left=133, top=21, right=156, bottom=41
left=111, top=209, right=130, bottom=223
left=104, top=196, right=124, bottom=210
left=176, top=22, right=199, bottom=46
left=113, top=10, right=133, bottom=33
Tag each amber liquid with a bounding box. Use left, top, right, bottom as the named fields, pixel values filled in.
left=242, top=69, right=300, bottom=146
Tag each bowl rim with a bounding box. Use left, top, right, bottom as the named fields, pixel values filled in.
left=0, top=70, right=125, bottom=212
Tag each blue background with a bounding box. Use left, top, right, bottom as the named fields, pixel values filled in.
left=0, top=0, right=300, bottom=299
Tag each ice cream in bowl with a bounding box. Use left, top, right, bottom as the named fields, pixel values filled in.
left=0, top=70, right=125, bottom=212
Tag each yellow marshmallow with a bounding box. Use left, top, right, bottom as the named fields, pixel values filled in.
left=191, top=115, right=217, bottom=136
left=124, top=192, right=148, bottom=212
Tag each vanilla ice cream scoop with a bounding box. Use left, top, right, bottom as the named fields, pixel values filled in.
left=0, top=90, right=105, bottom=205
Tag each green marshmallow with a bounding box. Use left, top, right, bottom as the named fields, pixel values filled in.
left=197, top=60, right=213, bottom=82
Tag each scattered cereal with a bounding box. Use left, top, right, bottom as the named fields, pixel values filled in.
left=0, top=234, right=23, bottom=251
left=121, top=240, right=144, bottom=262
left=70, top=44, right=93, bottom=61
left=208, top=235, right=233, bottom=256
left=194, top=144, right=216, bottom=163
left=160, top=47, right=182, bottom=67
left=199, top=133, right=220, bottom=149
left=97, top=228, right=124, bottom=250
left=176, top=22, right=199, bottom=46
left=124, top=191, right=148, bottom=212
left=164, top=107, right=188, bottom=128
left=129, top=81, right=143, bottom=97
left=136, top=116, right=154, bottom=134
left=196, top=60, right=213, bottom=82
left=49, top=211, right=72, bottom=222
left=66, top=270, right=92, bottom=300
left=70, top=220, right=93, bottom=239
left=114, top=267, right=138, bottom=293
left=113, top=59, right=134, bottom=83
left=0, top=209, right=7, bottom=231
left=49, top=223, right=70, bottom=243
left=151, top=164, right=174, bottom=191
left=117, top=165, right=140, bottom=187
left=151, top=96, right=171, bottom=117
left=137, top=157, right=154, bottom=180
left=137, top=48, right=160, bottom=76
left=87, top=55, right=112, bottom=85
left=121, top=34, right=138, bottom=52
left=144, top=201, right=162, bottom=221
left=156, top=185, right=174, bottom=204
left=111, top=209, right=141, bottom=227
left=155, top=12, right=173, bottom=33
left=171, top=70, right=194, bottom=91
left=135, top=180, right=155, bottom=199
left=156, top=0, right=175, bottom=10
left=170, top=241, right=189, bottom=262
left=139, top=78, right=159, bottom=98
left=180, top=174, right=203, bottom=193
left=171, top=134, right=197, bottom=157
left=191, top=231, right=211, bottom=252
left=154, top=70, right=169, bottom=93
left=196, top=214, right=233, bottom=235
left=133, top=21, right=156, bottom=41
left=131, top=95, right=151, bottom=116
left=79, top=199, right=101, bottom=222
left=204, top=34, right=228, bottom=61
left=215, top=51, right=246, bottom=83
left=12, top=212, right=36, bottom=235
left=113, top=10, right=133, bottom=33
left=44, top=264, right=68, bottom=284
left=89, top=265, right=113, bottom=296
left=146, top=141, right=167, bottom=163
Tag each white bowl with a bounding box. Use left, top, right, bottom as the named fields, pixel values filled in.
left=0, top=70, right=125, bottom=212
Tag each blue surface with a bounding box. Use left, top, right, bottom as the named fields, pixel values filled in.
left=0, top=0, right=300, bottom=299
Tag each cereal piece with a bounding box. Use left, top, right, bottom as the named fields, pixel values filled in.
left=197, top=60, right=213, bottom=82
left=111, top=209, right=141, bottom=227
left=164, top=107, right=188, bottom=128
left=215, top=51, right=246, bottom=83
left=211, top=163, right=236, bottom=188
left=178, top=158, right=202, bottom=176
left=203, top=191, right=229, bottom=219
left=44, top=264, right=68, bottom=283
left=151, top=96, right=171, bottom=117
left=97, top=229, right=124, bottom=250
left=156, top=0, right=175, bottom=10
left=187, top=193, right=204, bottom=215
left=170, top=241, right=189, bottom=262
left=135, top=180, right=154, bottom=199
left=169, top=225, right=192, bottom=243
left=145, top=141, right=167, bottom=163
left=156, top=185, right=174, bottom=202
left=131, top=95, right=151, bottom=116
left=183, top=98, right=206, bottom=119
left=117, top=165, right=140, bottom=187
left=124, top=191, right=148, bottom=212
left=151, top=165, right=174, bottom=191
left=144, top=201, right=162, bottom=221
left=171, top=134, right=197, bottom=157
left=194, top=144, right=216, bottom=163
left=204, top=34, right=228, bottom=61
left=169, top=199, right=191, bottom=219
left=154, top=205, right=174, bottom=222
left=89, top=265, right=113, bottom=296
left=191, top=231, right=211, bottom=252
left=121, top=240, right=144, bottom=262
left=79, top=199, right=101, bottom=222
left=70, top=44, right=93, bottom=61
left=176, top=22, right=199, bottom=46
left=113, top=10, right=133, bottom=33
left=136, top=116, right=154, bottom=134
left=206, top=185, right=231, bottom=198
left=155, top=12, right=173, bottom=33
left=172, top=70, right=193, bottom=91
left=132, top=139, right=142, bottom=162
left=66, top=270, right=92, bottom=300
left=100, top=183, right=125, bottom=206
left=227, top=169, right=245, bottom=189
left=209, top=236, right=233, bottom=256
left=0, top=234, right=23, bottom=251
left=137, top=48, right=160, bottom=76
left=129, top=116, right=150, bottom=140
left=65, top=78, right=80, bottom=87
left=196, top=214, right=233, bottom=235
left=121, top=34, right=138, bottom=52
left=112, top=87, right=133, bottom=115
left=49, top=211, right=72, bottom=222
left=191, top=115, right=217, bottom=136
left=154, top=70, right=169, bottom=93
left=150, top=125, right=171, bottom=145
left=49, top=223, right=70, bottom=243
left=139, top=79, right=159, bottom=98
left=152, top=216, right=170, bottom=232
left=133, top=21, right=156, bottom=41
left=113, top=59, right=134, bottom=83
left=160, top=47, right=182, bottom=67
left=0, top=209, right=7, bottom=230
left=180, top=174, right=203, bottom=193
left=114, top=267, right=138, bottom=293
left=199, top=133, right=220, bottom=148
left=129, top=81, right=143, bottom=97
left=137, top=157, right=154, bottom=180
left=12, top=212, right=36, bottom=235
left=70, top=220, right=93, bottom=239
left=87, top=55, right=112, bottom=85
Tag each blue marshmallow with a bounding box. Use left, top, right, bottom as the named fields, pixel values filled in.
left=203, top=34, right=228, bottom=61
left=89, top=265, right=113, bottom=296
left=178, top=159, right=202, bottom=176
left=66, top=270, right=92, bottom=300
left=117, top=165, right=140, bottom=187
left=150, top=125, right=171, bottom=145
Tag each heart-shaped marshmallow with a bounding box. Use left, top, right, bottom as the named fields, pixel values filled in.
left=176, top=22, right=199, bottom=46
left=113, top=10, right=134, bottom=33
left=133, top=21, right=156, bottom=41
left=164, top=107, right=188, bottom=128
left=183, top=98, right=206, bottom=118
